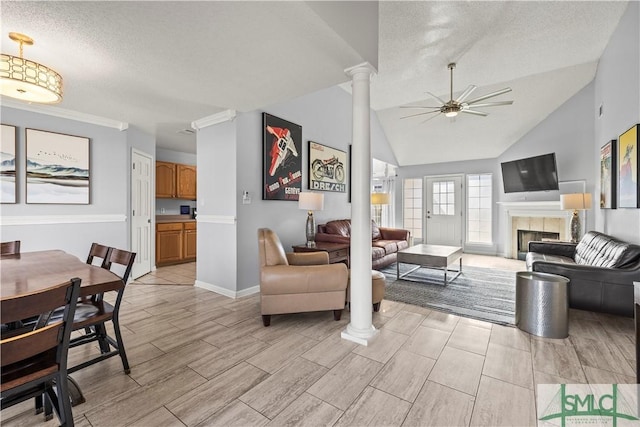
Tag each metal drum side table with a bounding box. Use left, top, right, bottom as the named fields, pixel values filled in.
left=515, top=271, right=570, bottom=338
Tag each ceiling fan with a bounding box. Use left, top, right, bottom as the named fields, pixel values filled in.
left=401, top=63, right=513, bottom=122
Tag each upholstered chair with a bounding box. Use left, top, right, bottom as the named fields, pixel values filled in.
left=257, top=228, right=349, bottom=326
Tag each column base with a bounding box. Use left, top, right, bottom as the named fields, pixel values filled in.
left=341, top=323, right=379, bottom=346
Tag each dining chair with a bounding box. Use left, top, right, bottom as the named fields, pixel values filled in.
left=1, top=277, right=81, bottom=427
left=1, top=240, right=20, bottom=255
left=59, top=248, right=136, bottom=374
left=86, top=242, right=112, bottom=267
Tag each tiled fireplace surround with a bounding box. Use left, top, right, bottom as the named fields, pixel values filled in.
left=498, top=201, right=573, bottom=259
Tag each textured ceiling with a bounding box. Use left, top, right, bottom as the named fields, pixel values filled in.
left=0, top=1, right=630, bottom=165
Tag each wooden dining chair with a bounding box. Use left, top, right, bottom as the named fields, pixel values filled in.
left=86, top=242, right=112, bottom=267
left=1, top=240, right=21, bottom=255
left=1, top=277, right=81, bottom=427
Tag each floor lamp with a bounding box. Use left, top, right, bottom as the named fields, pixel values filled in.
left=560, top=193, right=592, bottom=243
left=298, top=192, right=324, bottom=247
left=371, top=192, right=390, bottom=226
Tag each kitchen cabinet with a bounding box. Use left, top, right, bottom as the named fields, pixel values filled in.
left=156, top=161, right=196, bottom=200
left=156, top=221, right=196, bottom=266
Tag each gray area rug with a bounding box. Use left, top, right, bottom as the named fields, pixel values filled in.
left=380, top=263, right=517, bottom=326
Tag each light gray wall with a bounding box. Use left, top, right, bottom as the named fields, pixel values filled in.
left=594, top=1, right=640, bottom=243
left=0, top=106, right=130, bottom=260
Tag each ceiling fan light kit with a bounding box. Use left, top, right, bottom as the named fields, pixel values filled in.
left=401, top=62, right=513, bottom=121
left=0, top=32, right=63, bottom=104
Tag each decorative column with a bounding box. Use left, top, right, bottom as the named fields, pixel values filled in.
left=341, top=62, right=379, bottom=346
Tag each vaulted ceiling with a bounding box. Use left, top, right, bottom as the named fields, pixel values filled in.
left=1, top=1, right=629, bottom=166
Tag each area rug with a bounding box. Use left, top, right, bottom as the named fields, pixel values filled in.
left=379, top=263, right=517, bottom=326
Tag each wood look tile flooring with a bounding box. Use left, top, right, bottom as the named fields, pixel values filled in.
left=3, top=256, right=636, bottom=427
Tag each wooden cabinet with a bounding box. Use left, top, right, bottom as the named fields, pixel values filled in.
left=183, top=222, right=197, bottom=260
left=156, top=222, right=196, bottom=266
left=177, top=164, right=197, bottom=200
left=156, top=161, right=196, bottom=200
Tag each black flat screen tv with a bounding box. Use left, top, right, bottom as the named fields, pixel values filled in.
left=501, top=153, right=559, bottom=193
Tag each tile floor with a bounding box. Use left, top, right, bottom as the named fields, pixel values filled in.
left=3, top=255, right=636, bottom=426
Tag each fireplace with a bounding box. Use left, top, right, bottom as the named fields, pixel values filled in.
left=516, top=229, right=560, bottom=260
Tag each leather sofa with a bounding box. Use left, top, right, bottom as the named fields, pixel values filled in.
left=315, top=219, right=410, bottom=270
left=257, top=228, right=348, bottom=326
left=526, top=231, right=640, bottom=317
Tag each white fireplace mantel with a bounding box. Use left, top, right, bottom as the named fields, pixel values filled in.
left=497, top=201, right=573, bottom=258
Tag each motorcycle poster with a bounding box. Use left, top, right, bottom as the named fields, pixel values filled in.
left=262, top=113, right=302, bottom=201
left=308, top=141, right=347, bottom=193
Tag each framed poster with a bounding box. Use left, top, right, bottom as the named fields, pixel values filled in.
left=618, top=124, right=639, bottom=208
left=599, top=139, right=616, bottom=209
left=262, top=113, right=302, bottom=201
left=1, top=124, right=17, bottom=203
left=26, top=128, right=90, bottom=204
left=309, top=141, right=347, bottom=193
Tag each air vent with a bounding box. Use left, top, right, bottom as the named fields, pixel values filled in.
left=177, top=128, right=195, bottom=135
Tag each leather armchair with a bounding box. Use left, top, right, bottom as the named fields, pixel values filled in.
left=258, top=228, right=348, bottom=326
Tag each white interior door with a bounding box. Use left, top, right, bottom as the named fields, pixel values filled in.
left=425, top=175, right=463, bottom=247
left=131, top=149, right=152, bottom=279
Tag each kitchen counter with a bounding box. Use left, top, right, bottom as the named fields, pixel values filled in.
left=156, top=215, right=196, bottom=223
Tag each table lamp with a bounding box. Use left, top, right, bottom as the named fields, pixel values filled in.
left=560, top=193, right=592, bottom=243
left=298, top=192, right=324, bottom=247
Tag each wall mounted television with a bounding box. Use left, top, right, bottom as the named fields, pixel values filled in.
left=501, top=153, right=559, bottom=193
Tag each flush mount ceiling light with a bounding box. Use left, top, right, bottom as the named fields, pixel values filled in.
left=0, top=32, right=63, bottom=104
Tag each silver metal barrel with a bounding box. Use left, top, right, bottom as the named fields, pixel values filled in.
left=515, top=271, right=570, bottom=338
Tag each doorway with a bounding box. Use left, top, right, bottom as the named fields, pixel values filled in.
left=424, top=174, right=463, bottom=247
left=130, top=149, right=153, bottom=279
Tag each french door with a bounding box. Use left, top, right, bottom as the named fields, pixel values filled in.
left=424, top=175, right=463, bottom=247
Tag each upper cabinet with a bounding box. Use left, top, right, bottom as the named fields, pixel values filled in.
left=156, top=161, right=196, bottom=200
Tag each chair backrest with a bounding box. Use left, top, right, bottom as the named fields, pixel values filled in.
left=104, top=248, right=136, bottom=284
left=258, top=228, right=288, bottom=267
left=86, top=243, right=112, bottom=267
left=1, top=240, right=21, bottom=256
left=1, top=278, right=81, bottom=380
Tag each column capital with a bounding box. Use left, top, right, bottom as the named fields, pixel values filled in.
left=344, top=62, right=378, bottom=79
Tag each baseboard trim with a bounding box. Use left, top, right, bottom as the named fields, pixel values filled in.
left=1, top=214, right=127, bottom=226
left=194, top=280, right=259, bottom=299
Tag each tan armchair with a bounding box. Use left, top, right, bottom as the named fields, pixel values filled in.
left=258, top=228, right=349, bottom=326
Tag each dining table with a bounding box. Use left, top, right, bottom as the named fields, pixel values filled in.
left=1, top=249, right=124, bottom=407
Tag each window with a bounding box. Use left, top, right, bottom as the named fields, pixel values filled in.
left=467, top=173, right=492, bottom=243
left=432, top=181, right=455, bottom=216
left=403, top=178, right=422, bottom=243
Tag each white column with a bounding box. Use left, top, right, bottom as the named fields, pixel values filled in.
left=341, top=62, right=379, bottom=346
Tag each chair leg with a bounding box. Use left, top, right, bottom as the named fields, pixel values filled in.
left=333, top=310, right=342, bottom=321
left=373, top=302, right=381, bottom=312
left=53, top=374, right=74, bottom=427
left=262, top=315, right=271, bottom=327
left=112, top=318, right=130, bottom=374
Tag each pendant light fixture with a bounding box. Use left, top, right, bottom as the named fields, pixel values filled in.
left=0, top=32, right=63, bottom=104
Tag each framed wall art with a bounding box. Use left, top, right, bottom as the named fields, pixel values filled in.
left=599, top=139, right=616, bottom=209
left=309, top=141, right=347, bottom=193
left=1, top=124, right=17, bottom=203
left=262, top=113, right=302, bottom=201
left=618, top=124, right=639, bottom=208
left=26, top=128, right=90, bottom=204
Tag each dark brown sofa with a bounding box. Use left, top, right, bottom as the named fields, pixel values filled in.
left=526, top=231, right=640, bottom=317
left=315, top=219, right=410, bottom=270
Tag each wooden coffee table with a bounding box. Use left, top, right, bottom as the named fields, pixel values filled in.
left=396, top=244, right=463, bottom=285
left=292, top=242, right=350, bottom=266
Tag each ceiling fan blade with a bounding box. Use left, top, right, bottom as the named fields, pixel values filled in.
left=421, top=112, right=442, bottom=124
left=400, top=105, right=441, bottom=109
left=400, top=110, right=441, bottom=120
left=463, top=100, right=513, bottom=108
left=461, top=109, right=489, bottom=117
left=455, top=85, right=477, bottom=103
left=466, top=87, right=512, bottom=105
left=426, top=91, right=447, bottom=105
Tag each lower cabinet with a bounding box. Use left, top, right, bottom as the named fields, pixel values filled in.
left=156, top=222, right=196, bottom=266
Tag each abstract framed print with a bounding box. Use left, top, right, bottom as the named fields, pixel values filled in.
left=262, top=113, right=302, bottom=201
left=599, top=139, right=616, bottom=209
left=1, top=124, right=17, bottom=203
left=26, top=128, right=90, bottom=204
left=618, top=124, right=639, bottom=208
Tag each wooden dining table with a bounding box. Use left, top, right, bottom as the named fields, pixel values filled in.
left=1, top=250, right=123, bottom=299
left=1, top=249, right=124, bottom=407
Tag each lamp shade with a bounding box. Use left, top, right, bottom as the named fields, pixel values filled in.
left=298, top=192, right=324, bottom=211
left=371, top=192, right=390, bottom=205
left=560, top=193, right=592, bottom=210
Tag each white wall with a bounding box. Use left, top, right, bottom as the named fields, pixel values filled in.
left=0, top=106, right=131, bottom=260
left=594, top=1, right=640, bottom=243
